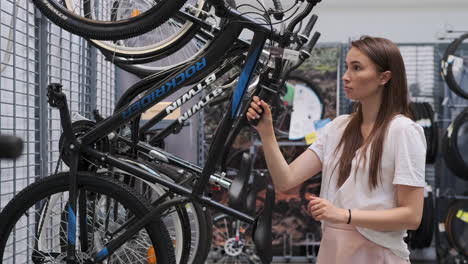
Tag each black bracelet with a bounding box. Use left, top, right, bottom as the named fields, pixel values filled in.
left=347, top=209, right=352, bottom=224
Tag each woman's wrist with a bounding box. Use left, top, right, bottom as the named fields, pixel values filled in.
left=259, top=127, right=276, bottom=141
left=340, top=208, right=350, bottom=224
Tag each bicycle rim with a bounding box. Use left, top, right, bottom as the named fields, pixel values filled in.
left=62, top=0, right=163, bottom=22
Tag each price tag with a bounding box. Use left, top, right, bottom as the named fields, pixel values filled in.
left=142, top=102, right=180, bottom=120
left=456, top=209, right=468, bottom=224
left=282, top=49, right=300, bottom=63
left=305, top=131, right=318, bottom=145
left=447, top=123, right=453, bottom=138
left=269, top=47, right=300, bottom=63
left=448, top=55, right=464, bottom=83
left=438, top=223, right=445, bottom=232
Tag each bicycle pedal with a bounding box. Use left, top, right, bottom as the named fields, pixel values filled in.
left=252, top=183, right=274, bottom=264
left=228, top=152, right=251, bottom=211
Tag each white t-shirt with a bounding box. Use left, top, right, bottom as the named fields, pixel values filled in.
left=309, top=114, right=426, bottom=260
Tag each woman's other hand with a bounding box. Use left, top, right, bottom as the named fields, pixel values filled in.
left=308, top=197, right=349, bottom=224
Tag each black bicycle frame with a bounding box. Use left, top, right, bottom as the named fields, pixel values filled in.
left=137, top=55, right=244, bottom=143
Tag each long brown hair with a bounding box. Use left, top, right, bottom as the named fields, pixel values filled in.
left=334, top=36, right=412, bottom=190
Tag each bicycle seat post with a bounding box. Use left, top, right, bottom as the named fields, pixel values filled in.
left=46, top=83, right=77, bottom=145
left=46, top=83, right=80, bottom=262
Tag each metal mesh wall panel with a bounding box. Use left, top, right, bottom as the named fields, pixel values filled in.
left=0, top=0, right=38, bottom=209
left=96, top=52, right=115, bottom=117
left=47, top=23, right=91, bottom=174
left=0, top=3, right=115, bottom=262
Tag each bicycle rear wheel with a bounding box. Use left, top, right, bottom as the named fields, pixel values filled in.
left=275, top=74, right=325, bottom=140
left=33, top=0, right=187, bottom=40
left=0, top=172, right=176, bottom=263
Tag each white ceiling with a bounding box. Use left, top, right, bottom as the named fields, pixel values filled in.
left=313, top=0, right=468, bottom=8
left=237, top=0, right=468, bottom=9
left=235, top=0, right=468, bottom=43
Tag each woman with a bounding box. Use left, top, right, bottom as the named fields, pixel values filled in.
left=246, top=36, right=426, bottom=263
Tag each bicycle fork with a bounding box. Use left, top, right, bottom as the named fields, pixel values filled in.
left=46, top=83, right=83, bottom=263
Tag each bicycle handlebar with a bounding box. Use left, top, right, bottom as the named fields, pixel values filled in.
left=285, top=0, right=321, bottom=34
left=0, top=135, right=23, bottom=159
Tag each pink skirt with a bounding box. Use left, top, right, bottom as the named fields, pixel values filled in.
left=315, top=223, right=410, bottom=264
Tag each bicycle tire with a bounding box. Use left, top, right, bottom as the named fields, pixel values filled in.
left=141, top=161, right=213, bottom=264
left=422, top=102, right=438, bottom=164
left=441, top=33, right=468, bottom=99
left=0, top=171, right=176, bottom=263
left=87, top=0, right=239, bottom=59
left=444, top=200, right=468, bottom=257
left=33, top=0, right=187, bottom=40
left=442, top=107, right=468, bottom=180
left=101, top=153, right=213, bottom=264
left=409, top=102, right=438, bottom=164
left=407, top=189, right=434, bottom=249
left=105, top=167, right=191, bottom=264
left=85, top=0, right=210, bottom=58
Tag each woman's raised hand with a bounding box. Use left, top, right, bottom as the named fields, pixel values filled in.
left=246, top=96, right=274, bottom=137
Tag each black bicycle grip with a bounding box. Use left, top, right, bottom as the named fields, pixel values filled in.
left=0, top=135, right=23, bottom=159
left=248, top=86, right=275, bottom=127
left=248, top=101, right=264, bottom=127
left=301, top=14, right=318, bottom=39
left=305, top=31, right=321, bottom=54
left=271, top=0, right=284, bottom=20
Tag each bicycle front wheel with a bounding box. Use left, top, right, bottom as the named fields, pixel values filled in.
left=0, top=171, right=176, bottom=263
left=33, top=0, right=187, bottom=40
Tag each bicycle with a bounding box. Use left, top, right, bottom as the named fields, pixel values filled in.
left=0, top=0, right=322, bottom=263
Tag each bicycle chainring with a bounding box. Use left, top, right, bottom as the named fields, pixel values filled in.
left=58, top=120, right=110, bottom=169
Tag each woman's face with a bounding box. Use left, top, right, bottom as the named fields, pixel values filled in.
left=342, top=47, right=387, bottom=102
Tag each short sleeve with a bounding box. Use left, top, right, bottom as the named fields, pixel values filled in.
left=392, top=123, right=426, bottom=187
left=308, top=115, right=348, bottom=163
left=308, top=124, right=329, bottom=163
